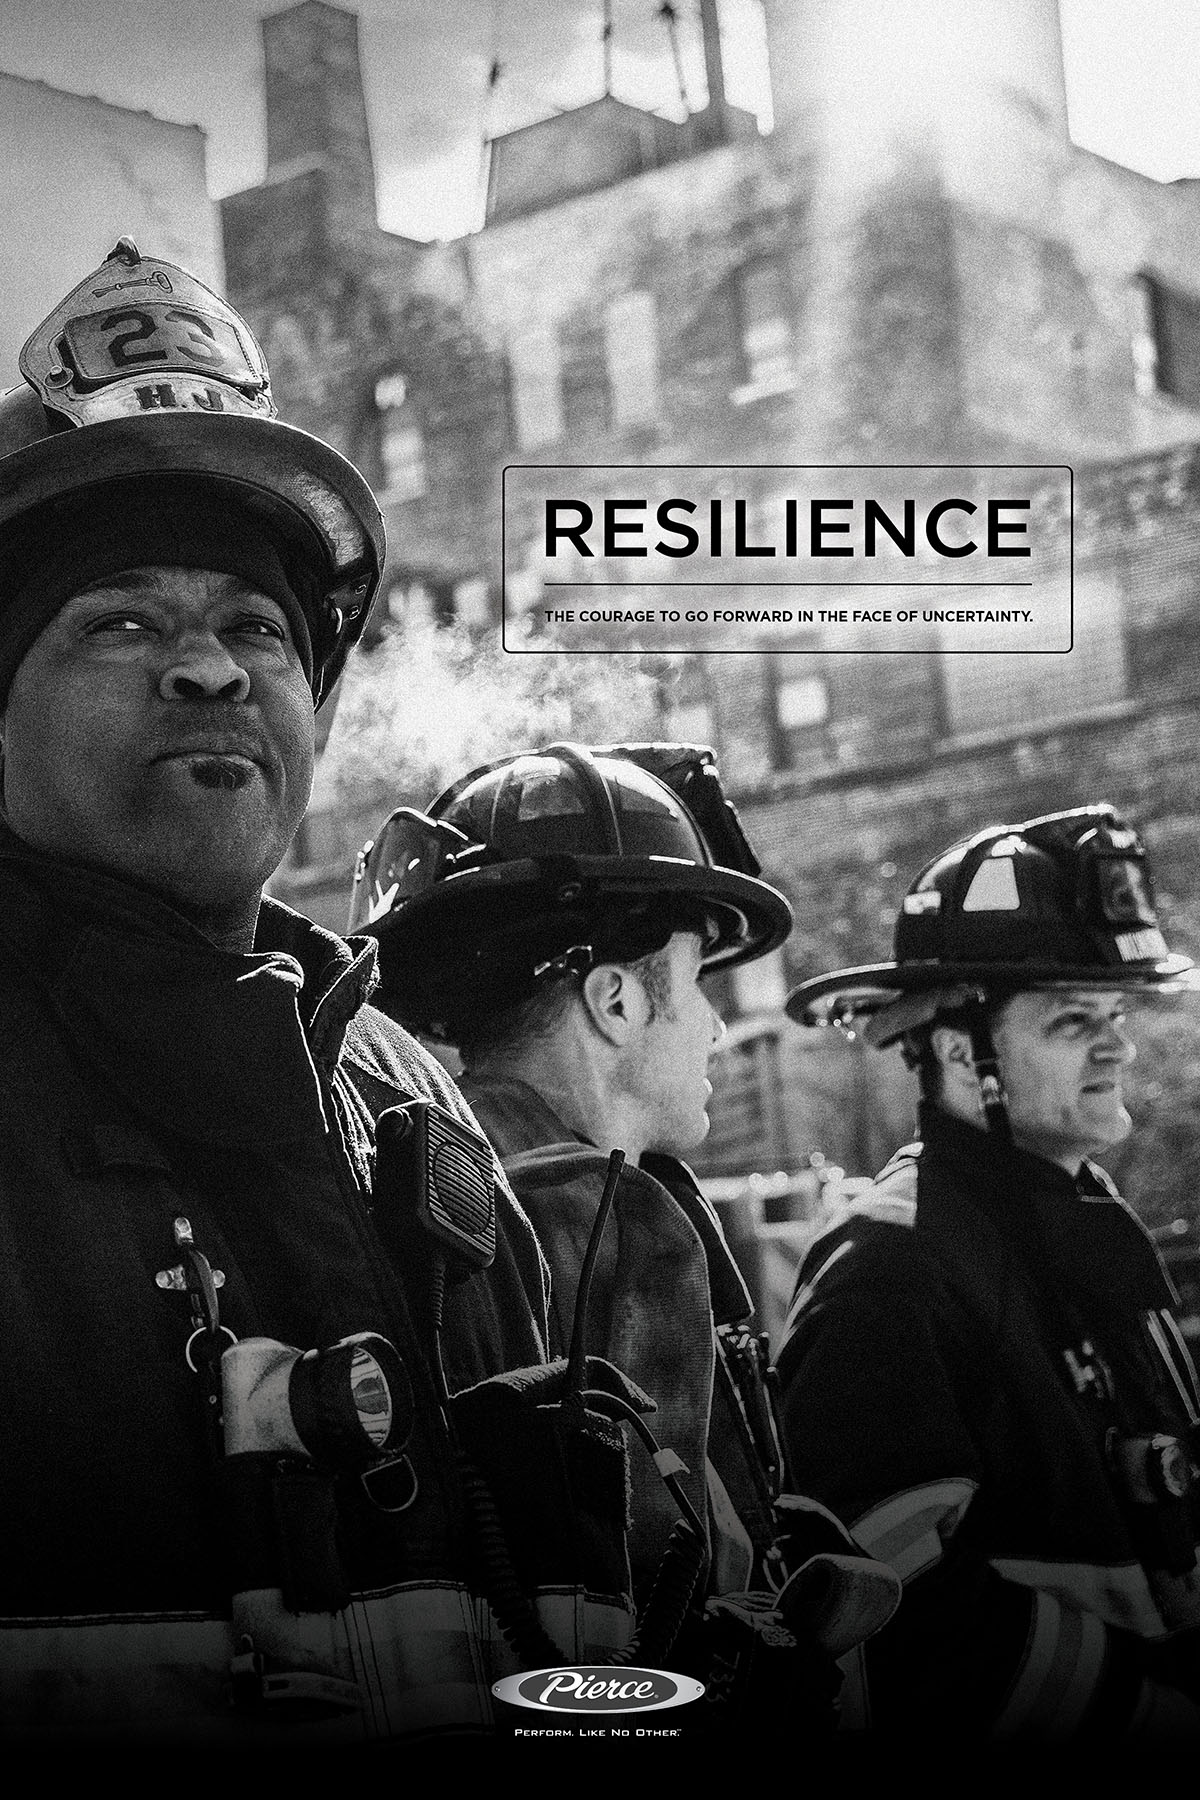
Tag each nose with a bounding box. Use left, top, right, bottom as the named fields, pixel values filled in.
left=159, top=635, right=251, bottom=704
left=709, top=1000, right=727, bottom=1048
left=1093, top=1017, right=1135, bottom=1066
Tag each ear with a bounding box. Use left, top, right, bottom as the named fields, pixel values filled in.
left=930, top=1022, right=976, bottom=1091
left=580, top=962, right=642, bottom=1048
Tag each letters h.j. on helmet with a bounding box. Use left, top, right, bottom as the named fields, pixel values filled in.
left=349, top=742, right=793, bottom=1040
left=787, top=804, right=1199, bottom=1048
left=0, top=238, right=384, bottom=705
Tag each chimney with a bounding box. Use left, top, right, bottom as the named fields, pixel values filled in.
left=699, top=0, right=728, bottom=118
left=262, top=1, right=378, bottom=224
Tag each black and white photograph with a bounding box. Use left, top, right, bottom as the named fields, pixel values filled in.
left=3, top=0, right=1200, bottom=1756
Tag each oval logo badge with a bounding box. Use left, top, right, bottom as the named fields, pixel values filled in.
left=492, top=1666, right=704, bottom=1714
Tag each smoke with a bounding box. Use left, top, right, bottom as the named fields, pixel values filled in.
left=317, top=615, right=663, bottom=822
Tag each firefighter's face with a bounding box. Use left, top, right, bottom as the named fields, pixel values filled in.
left=0, top=564, right=314, bottom=918
left=991, top=989, right=1136, bottom=1172
left=619, top=930, right=727, bottom=1154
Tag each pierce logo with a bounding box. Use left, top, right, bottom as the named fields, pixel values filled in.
left=492, top=1666, right=704, bottom=1714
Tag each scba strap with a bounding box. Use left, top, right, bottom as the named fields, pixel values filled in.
left=964, top=1000, right=1013, bottom=1143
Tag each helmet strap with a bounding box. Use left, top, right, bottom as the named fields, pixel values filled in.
left=963, top=1001, right=1013, bottom=1144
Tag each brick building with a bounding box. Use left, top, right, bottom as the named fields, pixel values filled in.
left=221, top=1, right=1200, bottom=1289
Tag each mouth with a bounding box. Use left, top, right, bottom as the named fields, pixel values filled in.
left=183, top=755, right=255, bottom=792
left=155, top=749, right=263, bottom=792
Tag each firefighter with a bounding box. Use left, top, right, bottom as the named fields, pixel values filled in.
left=0, top=242, right=638, bottom=1743
left=350, top=741, right=901, bottom=1726
left=780, top=804, right=1200, bottom=1743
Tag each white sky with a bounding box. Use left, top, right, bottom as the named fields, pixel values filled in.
left=0, top=1, right=1197, bottom=242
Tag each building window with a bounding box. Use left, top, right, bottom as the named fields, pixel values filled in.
left=733, top=260, right=795, bottom=401
left=1130, top=276, right=1160, bottom=398
left=389, top=579, right=434, bottom=628
left=604, top=289, right=660, bottom=430
left=777, top=673, right=828, bottom=732
left=664, top=655, right=718, bottom=749
left=386, top=575, right=489, bottom=631
left=453, top=576, right=492, bottom=629
left=731, top=948, right=788, bottom=1018
left=768, top=664, right=829, bottom=771
left=385, top=578, right=455, bottom=629
left=504, top=535, right=547, bottom=619
left=1132, top=273, right=1200, bottom=407
left=940, top=567, right=1128, bottom=741
left=374, top=372, right=426, bottom=501
left=510, top=322, right=564, bottom=449
left=667, top=696, right=716, bottom=746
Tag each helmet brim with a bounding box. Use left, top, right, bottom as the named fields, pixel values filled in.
left=0, top=412, right=384, bottom=704
left=787, top=953, right=1200, bottom=1033
left=366, top=854, right=793, bottom=976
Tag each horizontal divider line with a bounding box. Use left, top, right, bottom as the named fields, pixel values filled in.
left=539, top=581, right=1036, bottom=588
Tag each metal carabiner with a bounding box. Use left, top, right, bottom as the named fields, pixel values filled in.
left=174, top=1217, right=226, bottom=1337
left=158, top=1217, right=237, bottom=1410
left=184, top=1324, right=238, bottom=1374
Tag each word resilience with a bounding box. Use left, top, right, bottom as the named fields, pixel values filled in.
left=543, top=494, right=1031, bottom=561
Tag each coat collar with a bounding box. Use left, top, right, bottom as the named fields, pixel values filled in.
left=918, top=1101, right=1105, bottom=1206
left=917, top=1102, right=1169, bottom=1310
left=0, top=825, right=379, bottom=1145
left=457, top=1072, right=589, bottom=1162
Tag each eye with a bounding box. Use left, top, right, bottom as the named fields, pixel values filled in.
left=1051, top=1005, right=1126, bottom=1040
left=82, top=613, right=152, bottom=637
left=229, top=614, right=289, bottom=642
left=1049, top=1010, right=1089, bottom=1036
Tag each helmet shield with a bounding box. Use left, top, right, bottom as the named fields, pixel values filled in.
left=20, top=238, right=271, bottom=429
left=789, top=804, right=1199, bottom=1042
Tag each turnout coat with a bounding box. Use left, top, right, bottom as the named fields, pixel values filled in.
left=460, top=1072, right=901, bottom=1719
left=778, top=1103, right=1200, bottom=1742
left=0, top=830, right=584, bottom=1743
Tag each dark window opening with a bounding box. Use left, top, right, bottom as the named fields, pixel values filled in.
left=1136, top=274, right=1200, bottom=407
